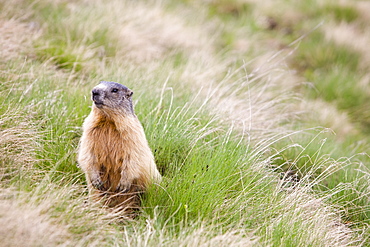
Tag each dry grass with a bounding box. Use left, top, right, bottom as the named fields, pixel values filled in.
left=323, top=22, right=370, bottom=71
left=0, top=19, right=39, bottom=61
left=298, top=99, right=358, bottom=139
left=266, top=189, right=355, bottom=246
left=42, top=0, right=214, bottom=64
left=0, top=189, right=70, bottom=247
left=0, top=110, right=41, bottom=183
left=355, top=1, right=370, bottom=23
left=114, top=2, right=212, bottom=63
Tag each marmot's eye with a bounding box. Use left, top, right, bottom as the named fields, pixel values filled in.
left=111, top=88, right=119, bottom=93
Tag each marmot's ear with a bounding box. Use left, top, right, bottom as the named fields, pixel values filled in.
left=126, top=90, right=133, bottom=97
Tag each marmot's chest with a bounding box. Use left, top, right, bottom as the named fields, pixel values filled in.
left=90, top=124, right=129, bottom=165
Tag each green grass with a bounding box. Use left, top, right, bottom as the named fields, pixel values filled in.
left=287, top=29, right=370, bottom=134
left=294, top=32, right=360, bottom=72
left=294, top=0, right=360, bottom=23
left=322, top=4, right=360, bottom=23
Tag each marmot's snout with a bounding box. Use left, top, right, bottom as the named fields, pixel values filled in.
left=92, top=88, right=104, bottom=107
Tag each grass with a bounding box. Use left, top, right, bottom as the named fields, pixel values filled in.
left=321, top=4, right=360, bottom=23
left=1, top=0, right=370, bottom=246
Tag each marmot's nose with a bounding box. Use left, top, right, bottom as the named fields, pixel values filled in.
left=92, top=89, right=100, bottom=97
left=92, top=89, right=103, bottom=106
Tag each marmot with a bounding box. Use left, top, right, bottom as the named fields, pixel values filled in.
left=78, top=81, right=161, bottom=210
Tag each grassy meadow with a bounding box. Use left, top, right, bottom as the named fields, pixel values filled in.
left=1, top=0, right=370, bottom=246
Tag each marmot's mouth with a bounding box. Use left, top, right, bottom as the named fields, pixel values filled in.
left=94, top=101, right=104, bottom=108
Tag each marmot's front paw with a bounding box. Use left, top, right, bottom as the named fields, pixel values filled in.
left=91, top=177, right=105, bottom=191
left=115, top=180, right=131, bottom=193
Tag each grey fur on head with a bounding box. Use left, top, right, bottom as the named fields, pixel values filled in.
left=91, top=81, right=134, bottom=115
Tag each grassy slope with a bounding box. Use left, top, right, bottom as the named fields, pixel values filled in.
left=1, top=0, right=369, bottom=246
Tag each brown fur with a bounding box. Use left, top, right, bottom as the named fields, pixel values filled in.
left=78, top=81, right=161, bottom=211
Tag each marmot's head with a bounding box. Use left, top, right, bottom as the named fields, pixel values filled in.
left=91, top=81, right=134, bottom=115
